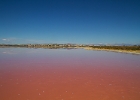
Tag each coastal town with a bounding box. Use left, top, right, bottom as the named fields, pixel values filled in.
left=0, top=43, right=140, bottom=54
left=0, top=43, right=139, bottom=49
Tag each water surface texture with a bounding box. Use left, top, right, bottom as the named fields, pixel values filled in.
left=0, top=48, right=140, bottom=100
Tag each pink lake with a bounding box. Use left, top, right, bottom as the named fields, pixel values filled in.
left=0, top=48, right=140, bottom=100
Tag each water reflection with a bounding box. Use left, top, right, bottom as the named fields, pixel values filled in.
left=0, top=48, right=140, bottom=100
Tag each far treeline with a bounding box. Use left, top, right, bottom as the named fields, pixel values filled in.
left=0, top=44, right=140, bottom=50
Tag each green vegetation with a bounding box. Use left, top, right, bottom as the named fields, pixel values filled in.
left=91, top=45, right=140, bottom=50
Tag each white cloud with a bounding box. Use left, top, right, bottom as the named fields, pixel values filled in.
left=0, top=38, right=17, bottom=44
left=2, top=38, right=17, bottom=41
left=2, top=39, right=7, bottom=41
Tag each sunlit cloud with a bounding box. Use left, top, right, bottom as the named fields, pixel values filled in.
left=1, top=38, right=65, bottom=44
left=1, top=38, right=16, bottom=42
left=1, top=37, right=19, bottom=44
left=1, top=38, right=47, bottom=44
left=2, top=39, right=7, bottom=41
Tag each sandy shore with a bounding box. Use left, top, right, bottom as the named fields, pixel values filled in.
left=84, top=47, right=140, bottom=55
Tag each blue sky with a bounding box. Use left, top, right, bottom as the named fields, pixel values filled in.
left=0, top=0, right=140, bottom=44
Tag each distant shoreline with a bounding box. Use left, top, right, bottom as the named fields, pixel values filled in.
left=0, top=44, right=140, bottom=55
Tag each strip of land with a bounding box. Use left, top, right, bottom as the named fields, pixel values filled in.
left=84, top=47, right=140, bottom=55
left=0, top=44, right=140, bottom=55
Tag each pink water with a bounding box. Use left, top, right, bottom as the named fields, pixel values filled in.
left=0, top=48, right=140, bottom=100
